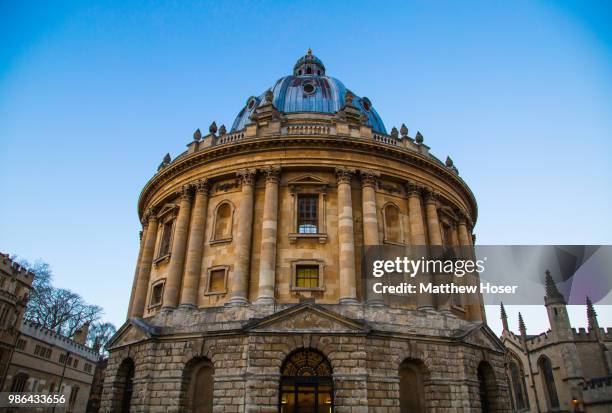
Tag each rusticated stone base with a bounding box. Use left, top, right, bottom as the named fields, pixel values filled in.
left=101, top=303, right=511, bottom=412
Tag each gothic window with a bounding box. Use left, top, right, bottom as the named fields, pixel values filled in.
left=182, top=358, right=214, bottom=413
left=69, top=385, right=80, bottom=410
left=280, top=349, right=333, bottom=413
left=509, top=360, right=529, bottom=411
left=291, top=261, right=325, bottom=291
left=383, top=203, right=402, bottom=243
left=10, top=373, right=28, bottom=392
left=149, top=281, right=164, bottom=307
left=297, top=195, right=318, bottom=234
left=206, top=266, right=228, bottom=295
left=158, top=220, right=174, bottom=258
left=399, top=360, right=426, bottom=413
left=212, top=201, right=233, bottom=242
left=538, top=356, right=559, bottom=410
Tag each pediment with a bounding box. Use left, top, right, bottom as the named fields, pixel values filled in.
left=287, top=175, right=329, bottom=187
left=456, top=323, right=506, bottom=353
left=156, top=203, right=178, bottom=219
left=106, top=318, right=160, bottom=350
left=245, top=304, right=369, bottom=334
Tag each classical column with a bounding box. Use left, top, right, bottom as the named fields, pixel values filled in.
left=406, top=183, right=433, bottom=310
left=336, top=167, right=358, bottom=304
left=180, top=180, right=209, bottom=308
left=406, top=183, right=426, bottom=245
left=127, top=227, right=146, bottom=318
left=458, top=214, right=483, bottom=321
left=229, top=169, right=256, bottom=305
left=130, top=210, right=159, bottom=318
left=425, top=191, right=451, bottom=313
left=256, top=167, right=280, bottom=304
left=360, top=171, right=380, bottom=246
left=163, top=185, right=193, bottom=309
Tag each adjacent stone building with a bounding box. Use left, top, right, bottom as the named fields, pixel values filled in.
left=2, top=321, right=99, bottom=412
left=102, top=50, right=512, bottom=412
left=501, top=272, right=612, bottom=413
left=0, top=253, right=34, bottom=390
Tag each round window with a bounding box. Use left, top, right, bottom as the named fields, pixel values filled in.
left=303, top=82, right=316, bottom=95
left=247, top=98, right=256, bottom=109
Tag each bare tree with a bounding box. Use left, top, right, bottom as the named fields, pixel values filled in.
left=15, top=257, right=104, bottom=338
left=87, top=322, right=117, bottom=356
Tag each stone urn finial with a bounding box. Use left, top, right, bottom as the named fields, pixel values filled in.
left=445, top=156, right=454, bottom=167
left=400, top=123, right=408, bottom=138
left=193, top=128, right=202, bottom=141
left=265, top=89, right=274, bottom=103
left=344, top=90, right=354, bottom=106
left=415, top=131, right=424, bottom=144
left=209, top=121, right=218, bottom=135
left=390, top=127, right=399, bottom=139
left=219, top=124, right=227, bottom=136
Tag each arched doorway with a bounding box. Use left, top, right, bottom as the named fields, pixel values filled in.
left=112, top=358, right=135, bottom=413
left=181, top=358, right=214, bottom=413
left=279, top=348, right=333, bottom=413
left=399, top=359, right=427, bottom=413
left=477, top=361, right=497, bottom=413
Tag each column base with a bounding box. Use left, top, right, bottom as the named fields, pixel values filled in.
left=227, top=296, right=249, bottom=306
left=178, top=303, right=197, bottom=310
left=418, top=305, right=436, bottom=312
left=439, top=309, right=457, bottom=318
left=366, top=299, right=385, bottom=307
left=254, top=297, right=275, bottom=305
left=339, top=297, right=359, bottom=305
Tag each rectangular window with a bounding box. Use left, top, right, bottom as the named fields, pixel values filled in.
left=158, top=220, right=174, bottom=257
left=208, top=269, right=226, bottom=294
left=73, top=359, right=79, bottom=368
left=297, top=195, right=318, bottom=233
left=150, top=282, right=164, bottom=307
left=69, top=386, right=79, bottom=408
left=59, top=354, right=66, bottom=364
left=16, top=339, right=26, bottom=351
left=296, top=265, right=320, bottom=288
left=84, top=363, right=92, bottom=373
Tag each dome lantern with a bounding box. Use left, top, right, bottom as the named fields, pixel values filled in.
left=293, top=48, right=326, bottom=76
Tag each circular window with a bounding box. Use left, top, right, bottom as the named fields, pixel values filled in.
left=361, top=97, right=372, bottom=111
left=247, top=98, right=257, bottom=109
left=303, top=82, right=316, bottom=95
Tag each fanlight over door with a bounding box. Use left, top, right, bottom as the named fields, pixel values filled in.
left=280, top=349, right=333, bottom=413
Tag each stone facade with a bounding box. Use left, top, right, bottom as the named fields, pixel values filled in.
left=501, top=273, right=612, bottom=413
left=102, top=51, right=511, bottom=412
left=0, top=253, right=34, bottom=390
left=2, top=320, right=99, bottom=412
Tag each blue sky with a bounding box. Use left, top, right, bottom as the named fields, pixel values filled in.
left=1, top=1, right=611, bottom=335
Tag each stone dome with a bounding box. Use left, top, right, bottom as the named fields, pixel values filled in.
left=231, top=50, right=387, bottom=134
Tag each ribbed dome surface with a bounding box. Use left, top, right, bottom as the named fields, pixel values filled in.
left=230, top=52, right=387, bottom=134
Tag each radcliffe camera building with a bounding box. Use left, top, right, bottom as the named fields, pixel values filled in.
left=102, top=51, right=512, bottom=412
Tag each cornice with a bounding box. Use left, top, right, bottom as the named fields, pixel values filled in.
left=137, top=135, right=478, bottom=222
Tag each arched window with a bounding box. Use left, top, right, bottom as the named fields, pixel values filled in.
left=509, top=359, right=529, bottom=411
left=399, top=359, right=426, bottom=413
left=384, top=204, right=401, bottom=243
left=280, top=349, right=333, bottom=413
left=477, top=361, right=497, bottom=413
left=182, top=358, right=214, bottom=413
left=212, top=202, right=233, bottom=241
left=10, top=373, right=28, bottom=392
left=112, top=358, right=135, bottom=413
left=538, top=356, right=559, bottom=410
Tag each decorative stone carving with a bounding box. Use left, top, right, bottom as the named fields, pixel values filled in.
left=360, top=170, right=378, bottom=188
left=415, top=131, right=424, bottom=144
left=193, top=128, right=202, bottom=141
left=157, top=153, right=171, bottom=171
left=194, top=179, right=209, bottom=195
left=209, top=121, right=217, bottom=135
left=400, top=123, right=408, bottom=138
left=237, top=169, right=256, bottom=186
left=265, top=89, right=274, bottom=103
left=262, top=166, right=281, bottom=183
left=219, top=124, right=226, bottom=136
left=390, top=127, right=398, bottom=139
left=344, top=90, right=354, bottom=106
left=335, top=167, right=354, bottom=185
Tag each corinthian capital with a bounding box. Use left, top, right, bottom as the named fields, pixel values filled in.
left=237, top=169, right=257, bottom=186
left=144, top=208, right=158, bottom=223
left=359, top=170, right=379, bottom=188
left=424, top=189, right=438, bottom=205
left=177, top=184, right=193, bottom=202
left=262, top=166, right=281, bottom=183
left=194, top=179, right=210, bottom=195
left=405, top=181, right=423, bottom=197
left=335, top=167, right=355, bottom=185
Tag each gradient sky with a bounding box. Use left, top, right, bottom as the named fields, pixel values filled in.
left=1, top=1, right=611, bottom=336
